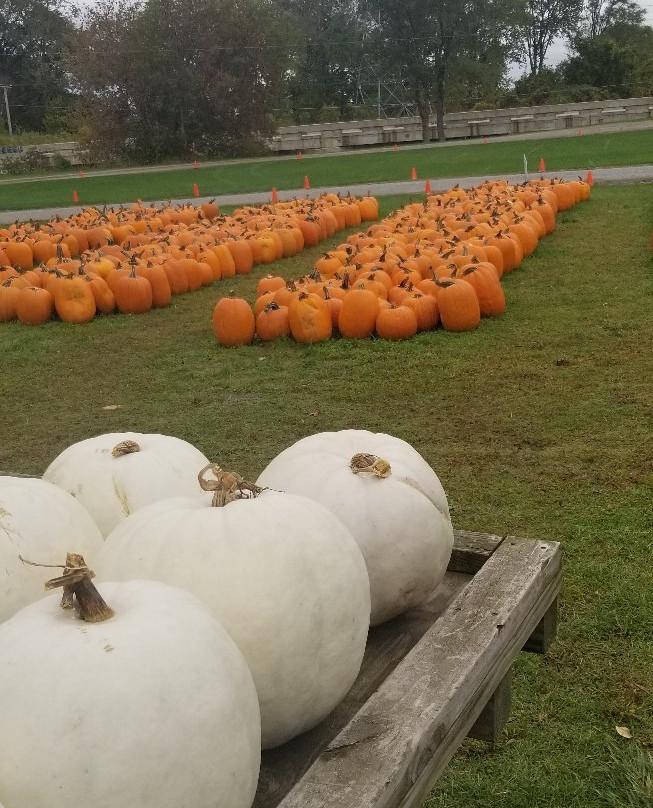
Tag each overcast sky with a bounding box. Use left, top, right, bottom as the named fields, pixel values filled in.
left=509, top=1, right=653, bottom=78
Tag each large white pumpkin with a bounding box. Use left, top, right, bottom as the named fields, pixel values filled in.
left=43, top=432, right=210, bottom=537
left=0, top=476, right=103, bottom=623
left=257, top=430, right=454, bottom=626
left=95, top=469, right=371, bottom=749
left=0, top=575, right=261, bottom=808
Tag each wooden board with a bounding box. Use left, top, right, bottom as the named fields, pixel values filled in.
left=255, top=532, right=561, bottom=808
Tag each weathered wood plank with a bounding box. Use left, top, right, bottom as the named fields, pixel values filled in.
left=448, top=530, right=505, bottom=574
left=277, top=538, right=561, bottom=808
left=254, top=571, right=471, bottom=808
left=523, top=596, right=558, bottom=654
left=467, top=667, right=512, bottom=744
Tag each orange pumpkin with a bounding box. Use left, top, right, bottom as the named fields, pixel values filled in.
left=288, top=293, right=332, bottom=344
left=213, top=293, right=255, bottom=347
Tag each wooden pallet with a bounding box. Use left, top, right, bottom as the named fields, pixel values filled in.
left=256, top=530, right=561, bottom=808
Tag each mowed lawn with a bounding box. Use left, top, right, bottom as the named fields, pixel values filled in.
left=0, top=128, right=652, bottom=211
left=1, top=185, right=652, bottom=806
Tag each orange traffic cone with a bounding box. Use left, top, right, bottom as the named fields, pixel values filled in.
left=137, top=198, right=143, bottom=204
left=411, top=166, right=417, bottom=180
left=72, top=190, right=79, bottom=203
left=297, top=151, right=302, bottom=160
left=538, top=158, right=545, bottom=172
left=393, top=143, right=398, bottom=151
left=577, top=129, right=584, bottom=137
left=586, top=169, right=593, bottom=186
left=193, top=183, right=199, bottom=197
left=425, top=179, right=432, bottom=194
left=271, top=187, right=278, bottom=203
left=304, top=175, right=310, bottom=190
left=79, top=170, right=85, bottom=179
left=193, top=160, right=199, bottom=169
left=483, top=137, right=489, bottom=144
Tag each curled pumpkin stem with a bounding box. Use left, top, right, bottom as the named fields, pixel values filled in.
left=198, top=463, right=267, bottom=507
left=44, top=553, right=114, bottom=623
left=112, top=440, right=140, bottom=458
left=350, top=453, right=392, bottom=478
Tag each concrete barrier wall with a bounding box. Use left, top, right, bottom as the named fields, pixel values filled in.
left=268, top=96, right=653, bottom=153
left=1, top=95, right=651, bottom=165
left=0, top=142, right=83, bottom=165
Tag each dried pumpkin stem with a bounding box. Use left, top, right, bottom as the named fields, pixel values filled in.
left=350, top=453, right=392, bottom=478
left=198, top=463, right=267, bottom=507
left=45, top=553, right=114, bottom=623
left=112, top=440, right=140, bottom=457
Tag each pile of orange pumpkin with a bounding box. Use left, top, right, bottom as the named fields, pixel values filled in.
left=0, top=194, right=379, bottom=325
left=212, top=177, right=590, bottom=345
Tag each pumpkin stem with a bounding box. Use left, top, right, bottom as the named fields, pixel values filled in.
left=198, top=463, right=267, bottom=507
left=112, top=440, right=140, bottom=457
left=45, top=553, right=114, bottom=623
left=350, top=453, right=392, bottom=478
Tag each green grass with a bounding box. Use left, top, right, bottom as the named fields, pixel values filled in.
left=1, top=129, right=652, bottom=211
left=1, top=186, right=652, bottom=806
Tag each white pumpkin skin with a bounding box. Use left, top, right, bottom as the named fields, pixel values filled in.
left=95, top=490, right=371, bottom=749
left=0, top=579, right=261, bottom=808
left=43, top=432, right=210, bottom=537
left=0, top=477, right=103, bottom=623
left=257, top=430, right=454, bottom=626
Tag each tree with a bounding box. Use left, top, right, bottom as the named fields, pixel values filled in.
left=517, top=0, right=583, bottom=75
left=580, top=0, right=645, bottom=38
left=277, top=0, right=368, bottom=123
left=364, top=0, right=518, bottom=143
left=0, top=0, right=72, bottom=133
left=72, top=0, right=299, bottom=161
left=562, top=18, right=653, bottom=96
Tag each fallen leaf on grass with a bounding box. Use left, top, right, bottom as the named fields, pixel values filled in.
left=102, top=405, right=122, bottom=411
left=616, top=726, right=633, bottom=739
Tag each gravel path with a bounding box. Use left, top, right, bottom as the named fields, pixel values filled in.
left=1, top=163, right=651, bottom=225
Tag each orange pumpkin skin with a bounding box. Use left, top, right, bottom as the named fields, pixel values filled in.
left=375, top=304, right=418, bottom=340
left=137, top=264, right=171, bottom=309
left=5, top=241, right=33, bottom=270
left=114, top=268, right=153, bottom=315
left=161, top=260, right=189, bottom=295
left=256, top=302, right=290, bottom=341
left=288, top=293, right=332, bottom=344
left=338, top=289, right=379, bottom=339
left=0, top=279, right=20, bottom=321
left=256, top=275, right=286, bottom=298
left=54, top=277, right=97, bottom=323
left=84, top=275, right=116, bottom=314
left=461, top=266, right=506, bottom=317
left=213, top=294, right=255, bottom=347
left=226, top=240, right=254, bottom=274
left=437, top=279, right=481, bottom=332
left=402, top=292, right=439, bottom=331
left=16, top=286, right=53, bottom=325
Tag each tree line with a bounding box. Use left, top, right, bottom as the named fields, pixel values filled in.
left=1, top=0, right=651, bottom=161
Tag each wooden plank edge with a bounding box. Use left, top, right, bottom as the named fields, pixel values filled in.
left=449, top=529, right=506, bottom=574
left=396, top=551, right=562, bottom=807
left=277, top=539, right=562, bottom=808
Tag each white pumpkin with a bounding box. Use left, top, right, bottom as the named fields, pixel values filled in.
left=257, top=430, right=454, bottom=626
left=0, top=573, right=261, bottom=808
left=95, top=468, right=371, bottom=749
left=0, top=476, right=103, bottom=623
left=43, top=432, right=210, bottom=537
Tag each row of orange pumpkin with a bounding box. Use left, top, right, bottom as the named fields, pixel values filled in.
left=0, top=194, right=379, bottom=325
left=211, top=177, right=591, bottom=345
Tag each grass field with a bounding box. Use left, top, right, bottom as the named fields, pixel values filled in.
left=1, top=185, right=652, bottom=806
left=0, top=128, right=652, bottom=212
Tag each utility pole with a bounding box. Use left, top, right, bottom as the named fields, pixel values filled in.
left=1, top=86, right=13, bottom=137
